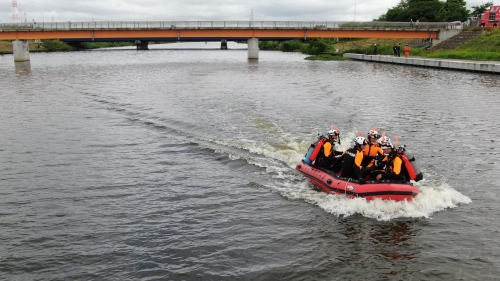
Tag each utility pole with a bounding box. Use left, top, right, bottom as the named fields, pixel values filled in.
left=354, top=3, right=356, bottom=22
left=250, top=9, right=253, bottom=27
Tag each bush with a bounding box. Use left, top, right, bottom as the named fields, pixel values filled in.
left=259, top=38, right=331, bottom=55
left=305, top=54, right=349, bottom=61
left=81, top=42, right=135, bottom=49
left=280, top=40, right=305, bottom=52
left=304, top=39, right=327, bottom=55
left=41, top=40, right=74, bottom=51
left=259, top=41, right=281, bottom=50
left=343, top=47, right=369, bottom=54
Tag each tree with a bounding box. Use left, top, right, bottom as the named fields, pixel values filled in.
left=379, top=7, right=404, bottom=21
left=377, top=0, right=444, bottom=22
left=470, top=2, right=493, bottom=18
left=436, top=0, right=470, bottom=22
left=406, top=0, right=445, bottom=22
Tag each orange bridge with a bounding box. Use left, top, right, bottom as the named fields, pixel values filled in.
left=0, top=21, right=456, bottom=61
left=0, top=20, right=447, bottom=42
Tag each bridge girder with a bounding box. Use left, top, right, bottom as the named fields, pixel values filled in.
left=0, top=29, right=439, bottom=42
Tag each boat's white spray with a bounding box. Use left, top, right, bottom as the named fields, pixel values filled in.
left=213, top=129, right=472, bottom=221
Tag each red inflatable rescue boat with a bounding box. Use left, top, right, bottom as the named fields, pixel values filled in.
left=296, top=161, right=420, bottom=202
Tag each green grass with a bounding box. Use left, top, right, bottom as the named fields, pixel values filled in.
left=421, top=28, right=500, bottom=61
left=423, top=50, right=500, bottom=61
left=41, top=40, right=75, bottom=51
left=81, top=42, right=135, bottom=49
left=453, top=28, right=500, bottom=52
left=343, top=44, right=426, bottom=56
left=305, top=54, right=350, bottom=61
left=261, top=28, right=500, bottom=61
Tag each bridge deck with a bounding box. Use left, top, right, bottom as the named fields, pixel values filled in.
left=0, top=21, right=454, bottom=41
left=0, top=29, right=440, bottom=41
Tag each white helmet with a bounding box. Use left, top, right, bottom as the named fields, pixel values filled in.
left=328, top=129, right=339, bottom=137
left=328, top=127, right=340, bottom=144
left=380, top=141, right=394, bottom=150
left=381, top=141, right=394, bottom=155
left=354, top=136, right=368, bottom=146
left=377, top=136, right=391, bottom=145
left=367, top=130, right=381, bottom=140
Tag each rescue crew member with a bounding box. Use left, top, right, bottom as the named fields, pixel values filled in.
left=315, top=128, right=342, bottom=169
left=370, top=136, right=392, bottom=180
left=339, top=136, right=369, bottom=183
left=375, top=140, right=409, bottom=182
left=404, top=44, right=411, bottom=57
left=362, top=129, right=383, bottom=167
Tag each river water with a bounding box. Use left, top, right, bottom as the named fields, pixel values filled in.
left=1, top=42, right=499, bottom=280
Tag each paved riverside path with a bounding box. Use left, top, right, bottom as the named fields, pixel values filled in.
left=343, top=53, right=500, bottom=74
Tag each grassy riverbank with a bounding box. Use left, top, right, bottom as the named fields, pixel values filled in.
left=260, top=27, right=500, bottom=61
left=305, top=54, right=351, bottom=61
left=259, top=38, right=424, bottom=60
left=0, top=41, right=44, bottom=54
left=0, top=40, right=135, bottom=54
left=328, top=28, right=500, bottom=61
left=421, top=28, right=500, bottom=61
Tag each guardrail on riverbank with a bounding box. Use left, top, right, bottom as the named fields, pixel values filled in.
left=0, top=21, right=460, bottom=31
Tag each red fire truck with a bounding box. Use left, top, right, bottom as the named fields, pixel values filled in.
left=479, top=5, right=500, bottom=27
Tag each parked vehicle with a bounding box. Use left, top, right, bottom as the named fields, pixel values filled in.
left=479, top=5, right=500, bottom=27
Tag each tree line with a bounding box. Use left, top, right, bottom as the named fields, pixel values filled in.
left=377, top=0, right=493, bottom=22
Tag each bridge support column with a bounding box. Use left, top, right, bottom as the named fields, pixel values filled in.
left=12, top=40, right=30, bottom=62
left=248, top=38, right=259, bottom=59
left=221, top=39, right=227, bottom=49
left=135, top=40, right=149, bottom=50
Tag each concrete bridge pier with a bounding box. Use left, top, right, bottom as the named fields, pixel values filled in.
left=248, top=38, right=259, bottom=59
left=221, top=39, right=227, bottom=49
left=12, top=40, right=30, bottom=62
left=135, top=40, right=149, bottom=50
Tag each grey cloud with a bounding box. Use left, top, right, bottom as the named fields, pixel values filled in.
left=0, top=0, right=489, bottom=23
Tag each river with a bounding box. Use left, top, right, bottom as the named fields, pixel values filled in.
left=1, top=42, right=499, bottom=280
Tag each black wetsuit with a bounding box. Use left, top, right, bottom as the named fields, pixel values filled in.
left=315, top=141, right=342, bottom=169
left=340, top=147, right=364, bottom=180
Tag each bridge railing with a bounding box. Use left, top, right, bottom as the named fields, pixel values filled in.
left=0, top=21, right=461, bottom=31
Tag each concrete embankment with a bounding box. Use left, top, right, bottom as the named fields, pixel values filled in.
left=343, top=53, right=500, bottom=74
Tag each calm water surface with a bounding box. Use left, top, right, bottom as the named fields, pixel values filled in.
left=1, top=42, right=499, bottom=280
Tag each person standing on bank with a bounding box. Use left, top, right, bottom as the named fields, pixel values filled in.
left=404, top=44, right=410, bottom=57
left=373, top=44, right=378, bottom=55
left=393, top=44, right=398, bottom=56
left=397, top=43, right=401, bottom=57
left=416, top=19, right=420, bottom=30
left=410, top=19, right=414, bottom=28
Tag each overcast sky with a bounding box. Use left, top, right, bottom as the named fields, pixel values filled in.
left=1, top=0, right=490, bottom=23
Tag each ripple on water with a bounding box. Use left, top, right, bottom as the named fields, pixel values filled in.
left=1, top=46, right=500, bottom=280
